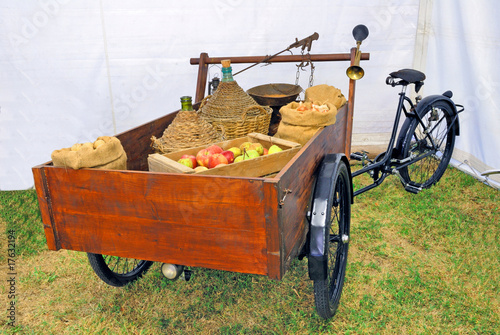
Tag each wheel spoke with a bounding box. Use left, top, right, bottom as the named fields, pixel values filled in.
left=330, top=234, right=341, bottom=243
left=406, top=108, right=451, bottom=185
left=101, top=255, right=147, bottom=275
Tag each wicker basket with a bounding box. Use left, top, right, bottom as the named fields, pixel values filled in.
left=198, top=76, right=272, bottom=140
left=151, top=110, right=224, bottom=154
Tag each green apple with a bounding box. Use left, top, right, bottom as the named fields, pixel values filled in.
left=243, top=149, right=260, bottom=160
left=227, top=147, right=241, bottom=157
left=239, top=141, right=253, bottom=151
left=249, top=143, right=264, bottom=155
left=234, top=155, right=244, bottom=163
left=268, top=145, right=283, bottom=154
left=178, top=158, right=194, bottom=168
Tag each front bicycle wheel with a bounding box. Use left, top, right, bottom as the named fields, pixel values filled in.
left=87, top=253, right=153, bottom=287
left=398, top=100, right=457, bottom=189
left=313, top=161, right=351, bottom=319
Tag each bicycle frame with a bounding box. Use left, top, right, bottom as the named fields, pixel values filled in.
left=351, top=88, right=408, bottom=196
left=351, top=85, right=460, bottom=197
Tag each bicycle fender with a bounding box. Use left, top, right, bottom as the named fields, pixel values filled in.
left=416, top=93, right=460, bottom=135
left=308, top=154, right=351, bottom=281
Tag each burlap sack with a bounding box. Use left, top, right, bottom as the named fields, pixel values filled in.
left=274, top=101, right=337, bottom=145
left=305, top=84, right=346, bottom=109
left=51, top=136, right=127, bottom=170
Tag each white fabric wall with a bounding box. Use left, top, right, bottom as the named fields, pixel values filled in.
left=0, top=0, right=497, bottom=190
left=423, top=0, right=500, bottom=188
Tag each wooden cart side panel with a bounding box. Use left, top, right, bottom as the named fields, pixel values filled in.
left=31, top=166, right=60, bottom=250
left=43, top=167, right=270, bottom=276
left=276, top=105, right=348, bottom=270
left=116, top=111, right=178, bottom=171
left=263, top=180, right=282, bottom=280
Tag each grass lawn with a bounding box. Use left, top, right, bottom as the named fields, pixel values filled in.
left=0, top=167, right=498, bottom=334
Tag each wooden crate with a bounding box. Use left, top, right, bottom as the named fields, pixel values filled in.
left=32, top=97, right=350, bottom=281
left=148, top=133, right=301, bottom=177
left=31, top=48, right=366, bottom=281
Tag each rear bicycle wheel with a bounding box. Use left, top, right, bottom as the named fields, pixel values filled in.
left=87, top=253, right=153, bottom=287
left=398, top=100, right=457, bottom=188
left=313, top=160, right=351, bottom=319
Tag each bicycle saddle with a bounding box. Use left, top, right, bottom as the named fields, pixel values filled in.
left=387, top=69, right=426, bottom=92
left=389, top=69, right=425, bottom=83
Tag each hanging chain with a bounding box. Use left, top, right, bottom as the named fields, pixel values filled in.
left=309, top=61, right=315, bottom=87
left=295, top=64, right=301, bottom=86
left=295, top=49, right=315, bottom=87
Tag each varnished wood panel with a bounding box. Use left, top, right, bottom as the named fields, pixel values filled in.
left=31, top=166, right=59, bottom=250
left=43, top=167, right=270, bottom=275
left=262, top=180, right=281, bottom=280
left=116, top=112, right=178, bottom=171
left=275, top=105, right=348, bottom=273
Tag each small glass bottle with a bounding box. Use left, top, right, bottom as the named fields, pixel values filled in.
left=221, top=59, right=234, bottom=82
left=180, top=96, right=193, bottom=111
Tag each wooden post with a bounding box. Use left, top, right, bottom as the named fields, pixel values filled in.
left=195, top=52, right=209, bottom=103
left=346, top=47, right=357, bottom=158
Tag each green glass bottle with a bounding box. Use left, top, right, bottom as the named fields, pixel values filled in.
left=221, top=59, right=234, bottom=82
left=180, top=96, right=193, bottom=111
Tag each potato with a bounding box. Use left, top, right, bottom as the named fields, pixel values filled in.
left=93, top=139, right=105, bottom=149
left=81, top=142, right=93, bottom=151
left=70, top=143, right=82, bottom=151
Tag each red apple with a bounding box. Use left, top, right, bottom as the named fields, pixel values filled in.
left=208, top=153, right=228, bottom=168
left=181, top=154, right=197, bottom=168
left=221, top=150, right=235, bottom=164
left=206, top=144, right=223, bottom=155
left=263, top=148, right=269, bottom=155
left=196, top=148, right=212, bottom=167
left=178, top=158, right=194, bottom=168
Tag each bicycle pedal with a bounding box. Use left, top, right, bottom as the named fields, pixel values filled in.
left=350, top=152, right=367, bottom=161
left=404, top=183, right=422, bottom=194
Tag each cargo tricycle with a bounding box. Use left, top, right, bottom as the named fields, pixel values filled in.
left=32, top=26, right=462, bottom=319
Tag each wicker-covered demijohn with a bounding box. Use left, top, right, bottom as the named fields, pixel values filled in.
left=198, top=59, right=272, bottom=139
left=151, top=110, right=224, bottom=154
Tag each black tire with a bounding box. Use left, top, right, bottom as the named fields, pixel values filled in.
left=398, top=100, right=457, bottom=188
left=87, top=253, right=153, bottom=287
left=313, top=161, right=351, bottom=319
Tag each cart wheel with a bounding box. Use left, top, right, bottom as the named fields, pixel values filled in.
left=310, top=158, right=351, bottom=319
left=396, top=100, right=457, bottom=189
left=87, top=253, right=153, bottom=287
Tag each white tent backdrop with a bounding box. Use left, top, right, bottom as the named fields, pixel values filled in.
left=1, top=0, right=498, bottom=190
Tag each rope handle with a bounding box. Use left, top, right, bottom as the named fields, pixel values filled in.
left=216, top=124, right=227, bottom=140
left=238, top=105, right=270, bottom=125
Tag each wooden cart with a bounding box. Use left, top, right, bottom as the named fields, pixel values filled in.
left=32, top=48, right=369, bottom=319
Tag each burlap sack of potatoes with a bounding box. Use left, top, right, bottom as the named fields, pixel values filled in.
left=51, top=136, right=127, bottom=170
left=274, top=101, right=337, bottom=145
left=305, top=84, right=346, bottom=109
